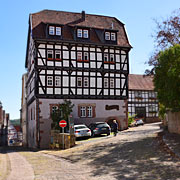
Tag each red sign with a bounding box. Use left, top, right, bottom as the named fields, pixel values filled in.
left=59, top=120, right=67, bottom=128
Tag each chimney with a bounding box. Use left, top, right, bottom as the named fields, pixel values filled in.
left=81, top=11, right=85, bottom=21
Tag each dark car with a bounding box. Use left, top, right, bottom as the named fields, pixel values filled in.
left=88, top=122, right=111, bottom=137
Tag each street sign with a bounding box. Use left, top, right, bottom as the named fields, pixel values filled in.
left=59, top=120, right=67, bottom=128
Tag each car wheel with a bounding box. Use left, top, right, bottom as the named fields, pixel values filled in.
left=107, top=133, right=110, bottom=136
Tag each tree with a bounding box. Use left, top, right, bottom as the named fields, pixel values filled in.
left=154, top=44, right=180, bottom=112
left=146, top=9, right=180, bottom=74
left=51, top=99, right=74, bottom=131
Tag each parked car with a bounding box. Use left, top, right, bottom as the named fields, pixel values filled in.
left=131, top=118, right=144, bottom=126
left=74, top=124, right=91, bottom=138
left=88, top=122, right=111, bottom=137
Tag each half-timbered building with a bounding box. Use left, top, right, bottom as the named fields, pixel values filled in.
left=128, top=74, right=159, bottom=123
left=24, top=10, right=131, bottom=148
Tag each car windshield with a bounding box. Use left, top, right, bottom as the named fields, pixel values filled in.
left=75, top=125, right=87, bottom=130
left=97, top=123, right=109, bottom=128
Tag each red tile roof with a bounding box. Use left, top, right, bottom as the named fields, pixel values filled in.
left=30, top=10, right=131, bottom=47
left=129, top=74, right=154, bottom=90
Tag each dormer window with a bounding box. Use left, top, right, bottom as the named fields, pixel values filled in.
left=105, top=31, right=116, bottom=41
left=105, top=32, right=110, bottom=40
left=49, top=26, right=55, bottom=35
left=111, top=33, right=116, bottom=41
left=77, top=29, right=89, bottom=38
left=83, top=30, right=89, bottom=38
left=49, top=26, right=62, bottom=36
left=56, top=27, right=61, bottom=36
left=77, top=29, right=82, bottom=38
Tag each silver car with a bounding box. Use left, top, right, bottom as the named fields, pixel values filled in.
left=74, top=124, right=91, bottom=138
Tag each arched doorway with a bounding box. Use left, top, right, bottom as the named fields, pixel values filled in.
left=105, top=117, right=121, bottom=130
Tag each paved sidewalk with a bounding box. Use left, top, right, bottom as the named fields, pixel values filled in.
left=163, top=131, right=180, bottom=159
left=6, top=151, right=34, bottom=180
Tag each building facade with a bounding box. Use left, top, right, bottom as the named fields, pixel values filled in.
left=128, top=74, right=159, bottom=123
left=24, top=10, right=131, bottom=148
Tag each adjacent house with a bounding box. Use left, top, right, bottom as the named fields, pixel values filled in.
left=128, top=74, right=159, bottom=123
left=23, top=10, right=132, bottom=148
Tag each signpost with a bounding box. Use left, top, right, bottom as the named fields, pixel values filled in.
left=59, top=120, right=67, bottom=149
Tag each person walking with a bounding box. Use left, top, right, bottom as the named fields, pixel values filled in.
left=111, top=120, right=118, bottom=136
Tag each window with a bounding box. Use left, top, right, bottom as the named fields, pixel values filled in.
left=84, top=77, right=89, bottom=87
left=105, top=32, right=110, bottom=40
left=149, top=91, right=157, bottom=98
left=77, top=77, right=82, bottom=87
left=104, top=53, right=108, bottom=62
left=80, top=106, right=86, bottom=117
left=77, top=52, right=82, bottom=60
left=110, top=54, right=114, bottom=62
left=47, top=76, right=53, bottom=86
left=83, top=30, right=89, bottom=38
left=135, top=91, right=142, bottom=98
left=84, top=52, right=89, bottom=60
left=111, top=33, right=116, bottom=41
left=56, top=27, right=61, bottom=36
left=55, top=50, right=61, bottom=59
left=55, top=76, right=61, bottom=86
left=77, top=29, right=82, bottom=38
left=49, top=26, right=55, bottom=35
left=110, top=78, right=114, bottom=88
left=87, top=106, right=92, bottom=117
left=47, top=50, right=53, bottom=59
left=104, top=78, right=108, bottom=88
left=52, top=106, right=58, bottom=113
left=149, top=105, right=157, bottom=112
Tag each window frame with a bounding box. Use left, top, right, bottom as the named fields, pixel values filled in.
left=105, top=32, right=110, bottom=40
left=47, top=76, right=53, bottom=86
left=110, top=54, right=114, bottom=62
left=77, top=77, right=82, bottom=87
left=104, top=78, right=108, bottom=88
left=56, top=27, right=61, bottom=36
left=55, top=76, right=61, bottom=87
left=111, top=32, right=116, bottom=41
left=80, top=106, right=86, bottom=117
left=55, top=50, right=61, bottom=60
left=84, top=52, right=89, bottom=61
left=84, top=77, right=89, bottom=87
left=104, top=53, right=108, bottom=62
left=77, top=52, right=82, bottom=60
left=49, top=26, right=55, bottom=35
left=110, top=78, right=114, bottom=88
left=77, top=29, right=83, bottom=38
left=83, top=29, right=89, bottom=38
left=87, top=106, right=93, bottom=117
left=47, top=50, right=53, bottom=59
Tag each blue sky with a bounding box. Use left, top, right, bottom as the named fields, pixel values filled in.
left=0, top=0, right=180, bottom=119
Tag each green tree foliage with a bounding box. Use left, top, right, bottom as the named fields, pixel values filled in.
left=154, top=44, right=180, bottom=112
left=51, top=99, right=74, bottom=130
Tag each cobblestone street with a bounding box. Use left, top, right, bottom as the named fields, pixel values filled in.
left=1, top=123, right=180, bottom=180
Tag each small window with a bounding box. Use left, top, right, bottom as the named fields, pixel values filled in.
left=47, top=76, right=53, bottom=86
left=55, top=76, right=61, bottom=86
left=104, top=78, right=108, bottom=88
left=83, top=30, right=89, bottom=38
left=55, top=50, right=61, bottom=59
left=49, top=26, right=55, bottom=35
left=135, top=91, right=142, bottom=98
left=111, top=33, right=116, bottom=41
left=77, top=52, right=82, bottom=60
left=84, top=52, right=89, bottom=61
left=84, top=77, right=89, bottom=87
left=87, top=106, right=92, bottom=117
left=110, top=54, right=114, bottom=62
left=77, top=77, right=82, bottom=87
left=105, top=32, right=110, bottom=40
left=104, top=54, right=108, bottom=62
left=110, top=78, right=114, bottom=88
left=56, top=27, right=61, bottom=36
left=52, top=106, right=58, bottom=113
left=77, top=29, right=82, bottom=38
left=149, top=105, right=156, bottom=112
left=149, top=91, right=157, bottom=98
left=47, top=50, right=53, bottom=59
left=80, top=106, right=86, bottom=117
